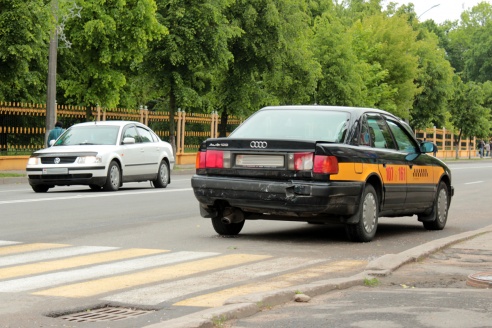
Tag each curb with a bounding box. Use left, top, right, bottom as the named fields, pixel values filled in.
left=145, top=224, right=492, bottom=328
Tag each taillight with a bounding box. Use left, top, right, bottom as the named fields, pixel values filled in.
left=313, top=155, right=338, bottom=174
left=196, top=151, right=206, bottom=169
left=195, top=150, right=231, bottom=169
left=293, top=152, right=314, bottom=170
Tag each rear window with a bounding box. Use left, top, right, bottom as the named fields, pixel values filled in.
left=230, top=109, right=350, bottom=142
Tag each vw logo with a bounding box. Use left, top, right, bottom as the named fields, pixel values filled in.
left=54, top=157, right=61, bottom=164
left=250, top=141, right=267, bottom=149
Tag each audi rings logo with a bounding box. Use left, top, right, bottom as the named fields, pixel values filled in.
left=54, top=157, right=61, bottom=164
left=250, top=141, right=268, bottom=149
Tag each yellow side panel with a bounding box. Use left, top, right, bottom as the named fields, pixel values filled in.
left=408, top=165, right=444, bottom=185
left=331, top=162, right=379, bottom=182
left=378, top=164, right=407, bottom=185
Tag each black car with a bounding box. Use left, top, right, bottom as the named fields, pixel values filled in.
left=191, top=105, right=453, bottom=242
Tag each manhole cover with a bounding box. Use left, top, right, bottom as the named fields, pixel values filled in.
left=466, top=271, right=492, bottom=288
left=56, top=306, right=153, bottom=322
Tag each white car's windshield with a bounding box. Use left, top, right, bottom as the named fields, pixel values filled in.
left=54, top=125, right=120, bottom=146
left=230, top=109, right=350, bottom=142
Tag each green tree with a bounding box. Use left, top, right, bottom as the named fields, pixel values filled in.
left=449, top=78, right=490, bottom=158
left=145, top=0, right=239, bottom=150
left=212, top=0, right=322, bottom=137
left=0, top=0, right=51, bottom=102
left=445, top=2, right=492, bottom=81
left=409, top=24, right=454, bottom=130
left=312, top=9, right=368, bottom=106
left=346, top=13, right=420, bottom=118
left=57, top=0, right=165, bottom=112
left=263, top=0, right=321, bottom=105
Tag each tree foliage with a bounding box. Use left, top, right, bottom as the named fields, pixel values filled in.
left=58, top=0, right=165, bottom=109
left=0, top=0, right=51, bottom=102
left=0, top=0, right=492, bottom=148
left=449, top=78, right=490, bottom=157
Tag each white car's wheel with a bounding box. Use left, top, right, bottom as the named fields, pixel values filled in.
left=103, top=161, right=120, bottom=191
left=153, top=161, right=169, bottom=188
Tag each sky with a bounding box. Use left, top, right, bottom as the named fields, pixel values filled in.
left=384, top=0, right=492, bottom=23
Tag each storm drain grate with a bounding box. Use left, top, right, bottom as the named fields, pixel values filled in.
left=57, top=306, right=153, bottom=323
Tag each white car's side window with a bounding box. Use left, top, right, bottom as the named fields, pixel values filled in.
left=123, top=126, right=138, bottom=142
left=136, top=127, right=153, bottom=143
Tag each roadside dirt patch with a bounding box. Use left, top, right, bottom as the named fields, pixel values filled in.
left=378, top=247, right=492, bottom=289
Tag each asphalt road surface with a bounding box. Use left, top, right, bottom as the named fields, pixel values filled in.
left=0, top=160, right=490, bottom=327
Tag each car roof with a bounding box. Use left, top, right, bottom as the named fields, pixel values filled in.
left=70, top=121, right=144, bottom=128
left=261, top=105, right=397, bottom=117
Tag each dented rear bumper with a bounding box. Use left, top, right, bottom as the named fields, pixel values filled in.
left=191, top=175, right=364, bottom=217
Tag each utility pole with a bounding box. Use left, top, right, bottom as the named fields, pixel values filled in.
left=46, top=0, right=58, bottom=145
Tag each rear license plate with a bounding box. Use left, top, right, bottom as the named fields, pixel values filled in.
left=235, top=154, right=284, bottom=168
left=43, top=168, right=68, bottom=175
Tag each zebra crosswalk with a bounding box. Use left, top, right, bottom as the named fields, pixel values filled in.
left=0, top=240, right=367, bottom=308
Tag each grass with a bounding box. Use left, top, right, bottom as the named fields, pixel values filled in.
left=364, top=277, right=380, bottom=287
left=0, top=172, right=25, bottom=178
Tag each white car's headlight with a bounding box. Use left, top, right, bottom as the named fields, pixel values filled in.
left=76, top=156, right=102, bottom=164
left=27, top=157, right=40, bottom=165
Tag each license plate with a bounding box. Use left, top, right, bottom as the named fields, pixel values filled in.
left=235, top=154, right=284, bottom=168
left=43, top=168, right=68, bottom=175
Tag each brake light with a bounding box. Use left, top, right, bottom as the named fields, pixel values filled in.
left=195, top=150, right=231, bottom=169
left=313, top=155, right=338, bottom=174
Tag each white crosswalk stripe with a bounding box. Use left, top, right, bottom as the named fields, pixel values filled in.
left=0, top=246, right=118, bottom=267
left=0, top=251, right=218, bottom=292
left=0, top=241, right=20, bottom=246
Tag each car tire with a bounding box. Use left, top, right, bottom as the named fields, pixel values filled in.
left=103, top=161, right=120, bottom=191
left=211, top=217, right=245, bottom=235
left=89, top=184, right=102, bottom=191
left=31, top=185, right=50, bottom=193
left=153, top=160, right=169, bottom=188
left=346, top=184, right=378, bottom=242
left=422, top=181, right=449, bottom=230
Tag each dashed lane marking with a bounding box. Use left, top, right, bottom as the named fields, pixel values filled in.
left=0, top=188, right=192, bottom=205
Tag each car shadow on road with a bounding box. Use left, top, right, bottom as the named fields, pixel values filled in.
left=223, top=219, right=428, bottom=245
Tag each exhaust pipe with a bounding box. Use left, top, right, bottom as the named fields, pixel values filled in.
left=221, top=208, right=245, bottom=224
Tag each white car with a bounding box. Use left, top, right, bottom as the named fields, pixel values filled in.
left=26, top=121, right=175, bottom=192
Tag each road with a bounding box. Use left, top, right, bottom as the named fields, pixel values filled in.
left=0, top=160, right=490, bottom=327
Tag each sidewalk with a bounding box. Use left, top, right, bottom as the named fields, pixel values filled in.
left=146, top=225, right=492, bottom=328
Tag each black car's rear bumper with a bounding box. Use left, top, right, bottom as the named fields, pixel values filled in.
left=191, top=175, right=364, bottom=218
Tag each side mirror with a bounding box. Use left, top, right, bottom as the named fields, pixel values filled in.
left=420, top=141, right=434, bottom=153
left=49, top=139, right=56, bottom=147
left=122, top=137, right=136, bottom=144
